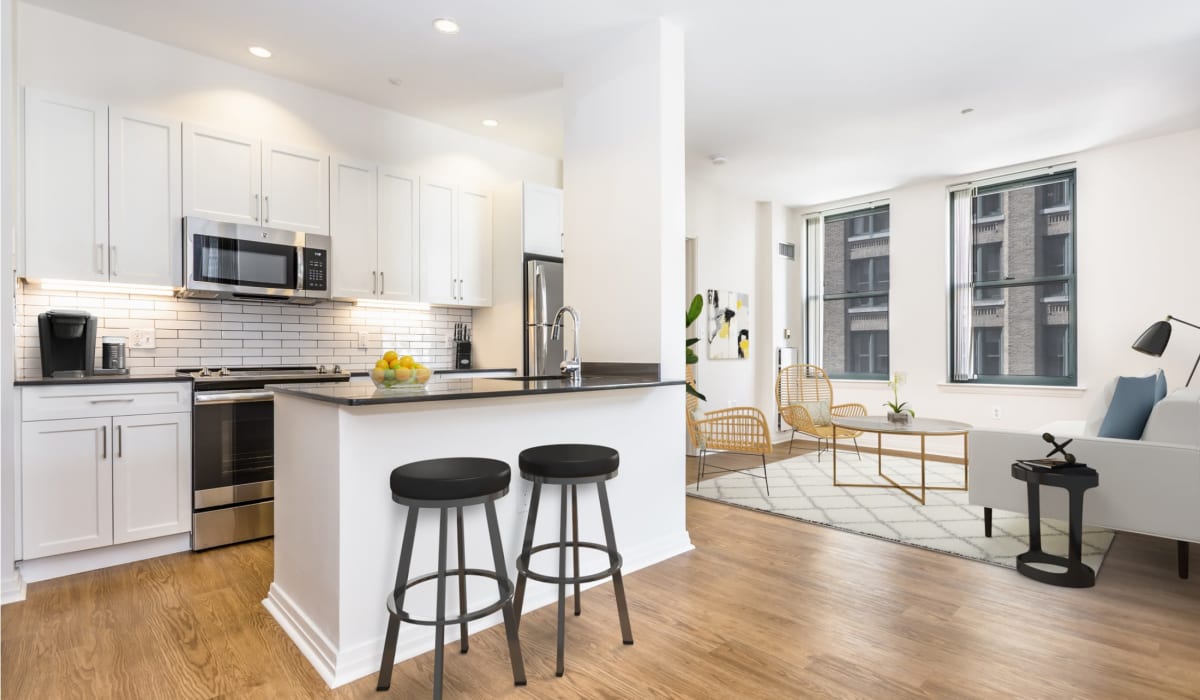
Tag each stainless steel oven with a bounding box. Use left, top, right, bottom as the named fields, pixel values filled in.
left=184, top=365, right=350, bottom=550
left=181, top=216, right=331, bottom=303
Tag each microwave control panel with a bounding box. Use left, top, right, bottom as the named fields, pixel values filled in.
left=302, top=248, right=328, bottom=291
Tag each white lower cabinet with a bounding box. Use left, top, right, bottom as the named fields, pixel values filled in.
left=20, top=383, right=192, bottom=560
left=21, top=417, right=113, bottom=559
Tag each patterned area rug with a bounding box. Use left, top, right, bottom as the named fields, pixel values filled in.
left=689, top=451, right=1115, bottom=573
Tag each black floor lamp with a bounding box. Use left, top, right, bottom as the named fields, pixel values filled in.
left=1132, top=315, right=1200, bottom=387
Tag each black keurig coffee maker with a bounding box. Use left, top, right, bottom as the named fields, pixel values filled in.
left=38, top=310, right=97, bottom=377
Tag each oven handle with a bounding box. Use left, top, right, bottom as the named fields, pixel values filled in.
left=194, top=390, right=275, bottom=405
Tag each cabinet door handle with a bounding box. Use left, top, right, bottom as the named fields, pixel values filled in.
left=89, top=398, right=134, bottom=404
left=561, top=232, right=564, bottom=254
left=380, top=271, right=385, bottom=295
left=101, top=424, right=107, bottom=459
left=372, top=270, right=377, bottom=295
left=116, top=425, right=123, bottom=458
left=110, top=245, right=118, bottom=277
left=95, top=243, right=104, bottom=274
left=254, top=193, right=260, bottom=222
left=265, top=195, right=270, bottom=223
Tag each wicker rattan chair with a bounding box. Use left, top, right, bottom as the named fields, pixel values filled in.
left=775, top=364, right=867, bottom=460
left=687, top=368, right=772, bottom=493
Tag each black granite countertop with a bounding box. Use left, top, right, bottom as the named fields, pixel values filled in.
left=350, top=368, right=518, bottom=377
left=270, top=374, right=684, bottom=406
left=15, top=370, right=191, bottom=386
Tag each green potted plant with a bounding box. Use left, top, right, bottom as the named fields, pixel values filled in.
left=686, top=294, right=706, bottom=400
left=884, top=371, right=914, bottom=424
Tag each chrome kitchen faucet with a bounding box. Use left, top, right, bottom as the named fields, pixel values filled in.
left=551, top=305, right=582, bottom=383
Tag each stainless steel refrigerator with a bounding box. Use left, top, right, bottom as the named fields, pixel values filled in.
left=526, top=258, right=564, bottom=376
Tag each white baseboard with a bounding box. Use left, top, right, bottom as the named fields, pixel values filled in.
left=1, top=569, right=27, bottom=605
left=265, top=530, right=694, bottom=689
left=17, top=533, right=191, bottom=583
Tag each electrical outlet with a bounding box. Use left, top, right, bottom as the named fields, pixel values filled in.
left=357, top=331, right=370, bottom=350
left=992, top=406, right=1001, bottom=420
left=130, top=328, right=156, bottom=349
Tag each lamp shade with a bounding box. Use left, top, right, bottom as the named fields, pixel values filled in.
left=1132, top=320, right=1172, bottom=356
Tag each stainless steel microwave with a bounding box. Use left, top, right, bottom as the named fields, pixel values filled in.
left=181, top=217, right=331, bottom=303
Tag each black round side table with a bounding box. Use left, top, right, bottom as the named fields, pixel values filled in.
left=1010, top=460, right=1100, bottom=588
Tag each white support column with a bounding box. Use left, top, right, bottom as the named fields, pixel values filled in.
left=562, top=19, right=686, bottom=378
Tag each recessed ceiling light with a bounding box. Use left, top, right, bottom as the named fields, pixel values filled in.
left=481, top=119, right=499, bottom=128
left=433, top=18, right=460, bottom=34
left=387, top=77, right=404, bottom=86
left=710, top=154, right=728, bottom=166
left=961, top=107, right=975, bottom=115
left=248, top=46, right=272, bottom=59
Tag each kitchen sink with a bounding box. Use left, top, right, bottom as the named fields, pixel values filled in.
left=493, top=374, right=569, bottom=381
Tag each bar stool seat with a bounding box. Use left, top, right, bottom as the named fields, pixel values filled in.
left=376, top=457, right=525, bottom=698
left=390, top=457, right=511, bottom=502
left=513, top=443, right=632, bottom=679
left=518, top=443, right=619, bottom=480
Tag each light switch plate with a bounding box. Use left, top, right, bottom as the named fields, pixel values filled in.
left=357, top=331, right=370, bottom=349
left=130, top=328, right=156, bottom=349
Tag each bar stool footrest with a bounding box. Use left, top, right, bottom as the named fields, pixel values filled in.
left=516, top=541, right=623, bottom=585
left=387, top=569, right=515, bottom=626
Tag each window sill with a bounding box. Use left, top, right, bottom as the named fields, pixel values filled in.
left=936, top=382, right=1087, bottom=398
left=831, top=379, right=891, bottom=387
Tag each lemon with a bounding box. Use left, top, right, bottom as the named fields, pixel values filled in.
left=383, top=350, right=399, bottom=363
left=395, top=367, right=412, bottom=382
left=399, top=355, right=416, bottom=369
left=375, top=359, right=389, bottom=370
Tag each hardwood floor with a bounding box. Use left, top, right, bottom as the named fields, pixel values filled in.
left=3, top=496, right=1197, bottom=698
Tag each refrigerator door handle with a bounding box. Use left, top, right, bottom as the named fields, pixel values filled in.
left=535, top=264, right=548, bottom=327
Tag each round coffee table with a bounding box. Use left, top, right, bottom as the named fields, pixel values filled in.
left=830, top=416, right=972, bottom=504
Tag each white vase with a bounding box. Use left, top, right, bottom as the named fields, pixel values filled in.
left=887, top=411, right=912, bottom=425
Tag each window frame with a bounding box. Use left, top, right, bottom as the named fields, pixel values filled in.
left=949, top=170, right=1078, bottom=386
left=806, top=204, right=892, bottom=381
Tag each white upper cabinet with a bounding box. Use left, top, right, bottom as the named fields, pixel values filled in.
left=182, top=124, right=261, bottom=225
left=377, top=168, right=420, bottom=302
left=112, top=412, right=191, bottom=544
left=457, top=185, right=493, bottom=307
left=24, top=89, right=108, bottom=282
left=420, top=177, right=458, bottom=306
left=330, top=157, right=378, bottom=300
left=522, top=183, right=564, bottom=257
left=263, top=142, right=328, bottom=234
left=109, top=110, right=182, bottom=286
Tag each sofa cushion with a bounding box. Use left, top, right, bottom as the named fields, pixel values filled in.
left=1141, top=388, right=1200, bottom=447
left=1097, top=374, right=1162, bottom=439
left=1085, top=370, right=1166, bottom=437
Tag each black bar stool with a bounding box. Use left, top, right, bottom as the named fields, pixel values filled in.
left=376, top=457, right=526, bottom=698
left=513, top=443, right=633, bottom=678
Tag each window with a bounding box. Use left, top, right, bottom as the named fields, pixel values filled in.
left=950, top=170, right=1076, bottom=385
left=805, top=204, right=891, bottom=379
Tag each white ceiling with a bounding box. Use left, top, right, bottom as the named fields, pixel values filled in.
left=24, top=0, right=1200, bottom=205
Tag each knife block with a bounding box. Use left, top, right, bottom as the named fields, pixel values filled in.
left=454, top=341, right=472, bottom=369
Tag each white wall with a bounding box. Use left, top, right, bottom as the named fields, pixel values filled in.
left=1, top=0, right=21, bottom=604
left=685, top=172, right=758, bottom=408
left=791, top=127, right=1200, bottom=445
left=562, top=19, right=685, bottom=374
left=16, top=4, right=559, bottom=190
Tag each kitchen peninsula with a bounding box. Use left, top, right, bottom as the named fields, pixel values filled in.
left=265, top=372, right=690, bottom=688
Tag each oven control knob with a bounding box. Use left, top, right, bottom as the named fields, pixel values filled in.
left=217, top=367, right=231, bottom=377
left=197, top=367, right=212, bottom=377
left=332, top=364, right=342, bottom=374
left=317, top=365, right=327, bottom=374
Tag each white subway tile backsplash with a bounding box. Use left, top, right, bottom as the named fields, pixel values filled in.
left=17, top=284, right=473, bottom=377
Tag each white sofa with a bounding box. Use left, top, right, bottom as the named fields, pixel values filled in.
left=968, top=388, right=1200, bottom=577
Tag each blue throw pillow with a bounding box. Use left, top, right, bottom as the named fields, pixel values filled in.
left=1097, top=374, right=1161, bottom=439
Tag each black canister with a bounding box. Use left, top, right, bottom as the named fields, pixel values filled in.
left=102, top=336, right=127, bottom=370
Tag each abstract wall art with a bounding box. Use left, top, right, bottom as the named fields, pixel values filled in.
left=706, top=290, right=749, bottom=360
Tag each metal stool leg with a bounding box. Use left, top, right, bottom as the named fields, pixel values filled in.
left=597, top=481, right=633, bottom=645
left=484, top=500, right=527, bottom=686
left=762, top=454, right=770, bottom=496
left=572, top=484, right=581, bottom=616
left=377, top=506, right=419, bottom=691
left=555, top=484, right=568, bottom=677
left=432, top=508, right=450, bottom=700
left=456, top=506, right=469, bottom=654
left=512, top=480, right=541, bottom=626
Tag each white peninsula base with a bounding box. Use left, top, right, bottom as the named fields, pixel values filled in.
left=265, top=383, right=691, bottom=688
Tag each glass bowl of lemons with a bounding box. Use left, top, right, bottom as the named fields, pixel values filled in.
left=370, top=351, right=433, bottom=389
